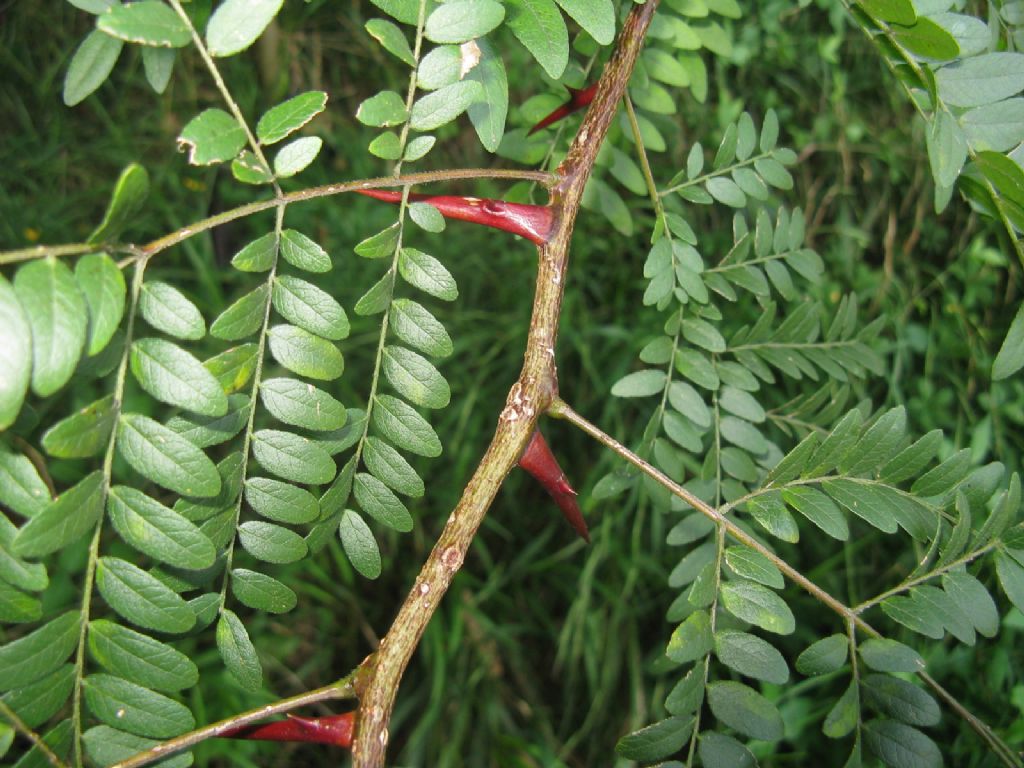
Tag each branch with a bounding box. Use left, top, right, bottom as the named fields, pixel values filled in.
left=551, top=398, right=1023, bottom=768
left=110, top=678, right=358, bottom=768
left=349, top=3, right=662, bottom=765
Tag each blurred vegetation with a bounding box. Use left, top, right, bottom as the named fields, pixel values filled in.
left=1, top=0, right=1022, bottom=765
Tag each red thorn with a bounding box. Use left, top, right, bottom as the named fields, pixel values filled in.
left=220, top=712, right=355, bottom=748
left=527, top=83, right=599, bottom=135
left=356, top=190, right=554, bottom=245
left=519, top=430, right=590, bottom=542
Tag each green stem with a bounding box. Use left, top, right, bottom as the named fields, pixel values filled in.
left=71, top=257, right=148, bottom=767
left=659, top=151, right=774, bottom=198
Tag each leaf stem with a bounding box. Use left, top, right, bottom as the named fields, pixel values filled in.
left=109, top=677, right=358, bottom=768
left=0, top=699, right=68, bottom=768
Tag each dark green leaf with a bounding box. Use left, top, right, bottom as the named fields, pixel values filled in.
left=83, top=726, right=193, bottom=768
left=398, top=248, right=458, bottom=300
left=75, top=253, right=126, bottom=354
left=88, top=620, right=198, bottom=692
left=666, top=609, right=713, bottom=664
left=107, top=486, right=216, bottom=570
left=724, top=546, right=783, bottom=589
left=372, top=394, right=442, bottom=456
left=96, top=557, right=195, bottom=633
left=783, top=486, right=849, bottom=540
left=365, top=19, right=415, bottom=65
left=14, top=472, right=103, bottom=557
left=390, top=299, right=452, bottom=357
left=863, top=719, right=941, bottom=768
left=272, top=275, right=349, bottom=340
left=714, top=630, right=789, bottom=684
left=506, top=0, right=568, bottom=79
left=1, top=664, right=74, bottom=728
left=231, top=233, right=277, bottom=273
left=796, top=634, right=848, bottom=675
left=131, top=338, right=227, bottom=417
left=859, top=639, right=925, bottom=673
left=363, top=436, right=424, bottom=497
left=863, top=674, right=940, bottom=726
left=178, top=109, right=246, bottom=165
left=210, top=284, right=269, bottom=341
left=117, top=413, right=221, bottom=497
left=823, top=681, right=859, bottom=739
left=244, top=476, right=319, bottom=524
left=354, top=472, right=413, bottom=531
left=706, top=680, right=784, bottom=741
left=995, top=550, right=1024, bottom=614
left=994, top=302, right=1024, bottom=379
left=216, top=609, right=262, bottom=690
left=339, top=510, right=382, bottom=579
left=267, top=325, right=344, bottom=380
left=0, top=516, right=48, bottom=592
left=259, top=377, right=345, bottom=432
left=84, top=673, right=194, bottom=739
left=164, top=394, right=251, bottom=449
left=615, top=716, right=695, bottom=761
left=251, top=429, right=336, bottom=485
left=720, top=581, right=795, bottom=634
left=698, top=731, right=757, bottom=768
left=205, top=344, right=259, bottom=393
left=231, top=568, right=297, bottom=613
left=821, top=479, right=899, bottom=534
left=554, top=0, right=614, bottom=43
left=41, top=394, right=115, bottom=458
left=0, top=611, right=80, bottom=691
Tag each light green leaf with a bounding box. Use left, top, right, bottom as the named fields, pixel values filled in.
left=251, top=429, right=336, bottom=485
left=280, top=229, right=332, bottom=273
left=879, top=430, right=943, bottom=484
left=206, top=0, right=284, bottom=56
left=466, top=39, right=507, bottom=152
left=698, top=731, right=757, bottom=768
left=14, top=257, right=87, bottom=397
left=13, top=472, right=103, bottom=558
left=231, top=568, right=297, bottom=613
left=863, top=719, right=941, bottom=768
left=204, top=344, right=259, bottom=394
left=615, top=716, right=695, bottom=762
left=141, top=46, right=175, bottom=93
left=355, top=223, right=401, bottom=259
left=83, top=726, right=193, bottom=768
left=0, top=582, right=40, bottom=623
left=783, top=486, right=849, bottom=540
left=935, top=52, right=1024, bottom=108
left=404, top=135, right=436, bottom=161
left=796, top=634, right=849, bottom=676
left=177, top=109, right=246, bottom=165
left=273, top=275, right=350, bottom=340
left=408, top=202, right=446, bottom=233
left=259, top=377, right=345, bottom=432
left=995, top=550, right=1024, bottom=614
left=858, top=0, right=916, bottom=24
left=355, top=273, right=394, bottom=316
left=238, top=521, right=308, bottom=564
left=942, top=571, right=999, bottom=638
left=417, top=45, right=461, bottom=90
left=724, top=546, right=783, bottom=589
left=40, top=395, right=113, bottom=460
left=859, top=638, right=925, bottom=673
left=365, top=18, right=415, bottom=65
left=382, top=345, right=450, bottom=409
left=131, top=338, right=227, bottom=417
left=216, top=609, right=262, bottom=691
left=267, top=324, right=344, bottom=380
left=706, top=680, right=784, bottom=741
left=506, top=0, right=568, bottom=79
left=715, top=630, right=789, bottom=684
left=273, top=136, right=322, bottom=178
left=210, top=284, right=269, bottom=341
left=139, top=281, right=206, bottom=340
left=96, top=557, right=195, bottom=633
left=339, top=509, right=381, bottom=578
left=107, top=486, right=215, bottom=570
left=63, top=30, right=123, bottom=106
left=356, top=90, right=409, bottom=127
left=372, top=395, right=442, bottom=457
left=0, top=447, right=49, bottom=520
left=370, top=0, right=437, bottom=25
left=745, top=492, right=800, bottom=543
left=75, top=253, right=126, bottom=356
left=424, top=0, right=505, bottom=43
left=0, top=276, right=31, bottom=430
left=231, top=232, right=277, bottom=273
left=821, top=479, right=899, bottom=534
left=232, top=150, right=273, bottom=185
left=98, top=1, right=191, bottom=47
left=398, top=248, right=458, bottom=300
left=994, top=302, right=1024, bottom=380
left=0, top=611, right=80, bottom=691
left=257, top=91, right=328, bottom=145
left=88, top=620, right=198, bottom=693
left=411, top=81, right=483, bottom=132
left=554, top=0, right=614, bottom=44
left=354, top=472, right=413, bottom=531
left=720, top=581, right=795, bottom=634
left=165, top=394, right=251, bottom=448
left=666, top=609, right=712, bottom=663
left=390, top=299, right=452, bottom=357
left=364, top=436, right=424, bottom=497
left=118, top=413, right=221, bottom=497
left=369, top=131, right=402, bottom=160
left=88, top=165, right=150, bottom=247
left=244, top=477, right=319, bottom=524
left=612, top=370, right=666, bottom=397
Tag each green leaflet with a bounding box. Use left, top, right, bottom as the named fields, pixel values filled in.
left=424, top=0, right=505, bottom=44
left=720, top=580, right=795, bottom=635
left=14, top=257, right=88, bottom=397
left=216, top=609, right=263, bottom=691
left=178, top=109, right=246, bottom=166
left=615, top=716, right=695, bottom=762
left=107, top=486, right=216, bottom=570
left=372, top=395, right=442, bottom=457
left=98, top=1, right=191, bottom=47
left=117, top=414, right=221, bottom=497
left=88, top=620, right=199, bottom=692
left=83, top=673, right=194, bottom=739
left=238, top=521, right=309, bottom=564
left=95, top=557, right=196, bottom=634
left=41, top=394, right=116, bottom=458
left=130, top=338, right=227, bottom=417
left=506, top=0, right=568, bottom=79
left=210, top=284, right=269, bottom=341
left=257, top=91, right=328, bottom=145
left=75, top=252, right=127, bottom=354
left=245, top=477, right=320, bottom=524
left=0, top=515, right=48, bottom=592
left=138, top=281, right=206, bottom=341
left=267, top=324, right=345, bottom=380
left=259, top=377, right=346, bottom=432
left=14, top=472, right=104, bottom=558
left=363, top=437, right=424, bottom=497
left=381, top=345, right=451, bottom=409
left=231, top=569, right=297, bottom=613
left=1, top=664, right=75, bottom=728
left=795, top=634, right=849, bottom=676
left=83, top=726, right=193, bottom=768
left=272, top=275, right=350, bottom=340
left=0, top=611, right=80, bottom=691
left=706, top=680, right=784, bottom=741
left=0, top=276, right=31, bottom=429
left=63, top=30, right=123, bottom=106
left=251, top=429, right=336, bottom=485
left=354, top=472, right=413, bottom=532
left=0, top=445, right=51, bottom=519
left=339, top=510, right=382, bottom=579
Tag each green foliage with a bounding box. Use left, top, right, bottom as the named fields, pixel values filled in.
left=1, top=0, right=1024, bottom=766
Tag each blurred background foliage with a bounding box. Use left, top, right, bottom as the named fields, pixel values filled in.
left=1, top=0, right=1022, bottom=765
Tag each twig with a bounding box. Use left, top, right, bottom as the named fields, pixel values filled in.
left=0, top=699, right=69, bottom=768
left=110, top=678, right=358, bottom=768
left=349, top=2, right=662, bottom=765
